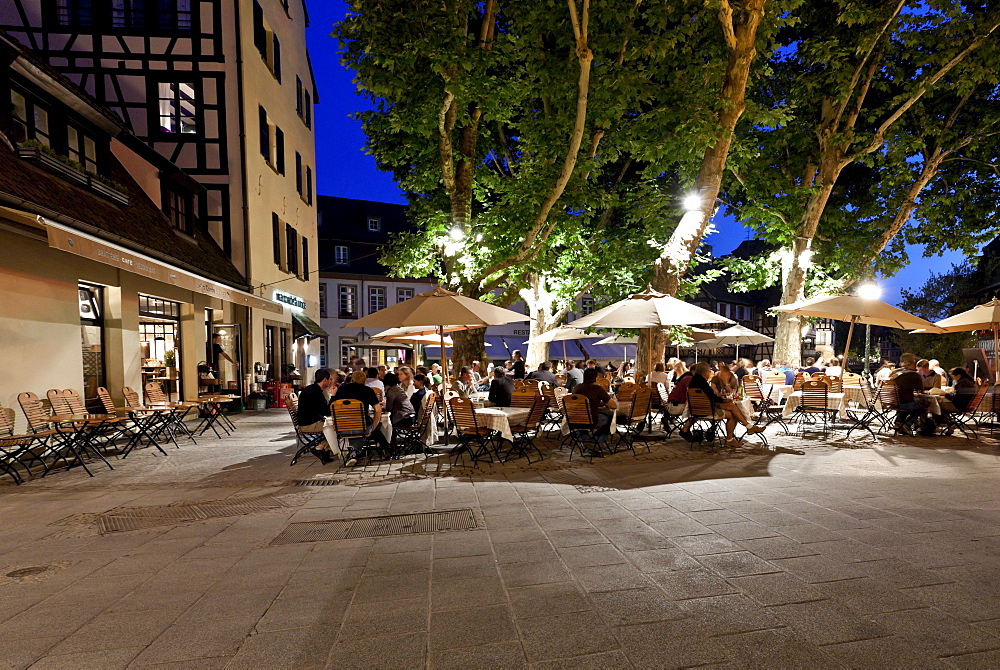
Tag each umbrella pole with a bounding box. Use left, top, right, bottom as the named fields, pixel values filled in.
left=992, top=322, right=1000, bottom=384
left=843, top=318, right=857, bottom=367
left=647, top=327, right=653, bottom=381
left=563, top=340, right=567, bottom=371
left=440, top=325, right=449, bottom=447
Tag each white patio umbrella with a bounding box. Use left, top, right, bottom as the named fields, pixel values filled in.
left=697, top=324, right=773, bottom=360
left=931, top=298, right=1000, bottom=384
left=344, top=287, right=526, bottom=387
left=774, top=293, right=940, bottom=364
left=593, top=334, right=639, bottom=363
left=568, top=287, right=733, bottom=375
left=525, top=326, right=591, bottom=364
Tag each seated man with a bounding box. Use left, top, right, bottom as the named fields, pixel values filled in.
left=526, top=361, right=558, bottom=385
left=488, top=368, right=515, bottom=407
left=917, top=359, right=944, bottom=389
left=297, top=368, right=336, bottom=464
left=566, top=362, right=585, bottom=392
left=454, top=366, right=477, bottom=399
left=799, top=357, right=820, bottom=375
left=892, top=353, right=926, bottom=435
left=573, top=368, right=618, bottom=434
left=334, top=370, right=392, bottom=464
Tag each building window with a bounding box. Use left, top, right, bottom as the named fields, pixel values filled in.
left=368, top=217, right=381, bottom=232
left=319, top=283, right=327, bottom=318
left=295, top=77, right=312, bottom=128
left=66, top=124, right=98, bottom=173
left=339, top=285, right=357, bottom=318
left=285, top=224, right=298, bottom=275
left=10, top=90, right=51, bottom=147
left=157, top=82, right=197, bottom=135
left=319, top=336, right=328, bottom=367
left=304, top=90, right=311, bottom=128
left=397, top=287, right=413, bottom=303
left=296, top=77, right=303, bottom=117
left=258, top=106, right=270, bottom=163
left=111, top=0, right=145, bottom=28
left=369, top=287, right=386, bottom=314
left=306, top=165, right=313, bottom=204
left=163, top=186, right=192, bottom=233
left=581, top=296, right=594, bottom=316
left=54, top=0, right=94, bottom=27
left=253, top=2, right=281, bottom=80
left=272, top=213, right=282, bottom=268
left=301, top=236, right=309, bottom=280
left=295, top=152, right=302, bottom=195
left=334, top=245, right=349, bottom=265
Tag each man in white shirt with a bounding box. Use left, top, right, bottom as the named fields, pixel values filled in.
left=364, top=367, right=385, bottom=400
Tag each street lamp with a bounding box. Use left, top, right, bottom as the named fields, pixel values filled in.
left=683, top=192, right=702, bottom=212
left=857, top=281, right=881, bottom=377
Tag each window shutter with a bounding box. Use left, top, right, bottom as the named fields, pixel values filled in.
left=253, top=2, right=266, bottom=55
left=275, top=127, right=285, bottom=174
left=272, top=213, right=281, bottom=266
left=295, top=152, right=302, bottom=194
left=258, top=106, right=269, bottom=161
left=302, top=237, right=309, bottom=280
left=272, top=35, right=282, bottom=82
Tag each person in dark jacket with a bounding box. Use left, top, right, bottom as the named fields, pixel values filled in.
left=333, top=370, right=391, bottom=464
left=511, top=350, right=526, bottom=379
left=410, top=374, right=429, bottom=419
left=526, top=361, right=558, bottom=385
left=488, top=368, right=516, bottom=407
left=298, top=369, right=335, bottom=464
left=892, top=353, right=926, bottom=435
left=939, top=367, right=979, bottom=434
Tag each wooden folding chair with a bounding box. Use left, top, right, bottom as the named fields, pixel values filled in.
left=943, top=385, right=989, bottom=439
left=845, top=378, right=880, bottom=440
left=447, top=397, right=498, bottom=464
left=743, top=376, right=789, bottom=435
left=506, top=392, right=547, bottom=463
left=331, top=398, right=378, bottom=465
left=287, top=404, right=327, bottom=466
left=395, top=390, right=437, bottom=456
left=561, top=393, right=606, bottom=461
left=595, top=377, right=611, bottom=392
left=0, top=405, right=48, bottom=483
left=17, top=391, right=68, bottom=474
left=617, top=387, right=651, bottom=455
left=796, top=380, right=836, bottom=435
left=685, top=388, right=724, bottom=451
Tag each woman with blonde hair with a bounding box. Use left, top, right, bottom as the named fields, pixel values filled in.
left=396, top=366, right=416, bottom=398
left=669, top=360, right=688, bottom=388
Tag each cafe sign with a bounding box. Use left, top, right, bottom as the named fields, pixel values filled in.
left=273, top=290, right=306, bottom=311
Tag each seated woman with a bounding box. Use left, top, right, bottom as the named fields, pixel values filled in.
left=647, top=362, right=669, bottom=386
left=939, top=367, right=979, bottom=433
left=682, top=363, right=763, bottom=447
left=668, top=360, right=688, bottom=388
left=710, top=365, right=740, bottom=399
left=874, top=360, right=895, bottom=383
left=383, top=373, right=415, bottom=428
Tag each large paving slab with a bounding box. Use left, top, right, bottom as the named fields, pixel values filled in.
left=0, top=410, right=999, bottom=668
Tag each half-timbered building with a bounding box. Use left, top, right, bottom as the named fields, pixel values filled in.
left=0, top=0, right=322, bottom=387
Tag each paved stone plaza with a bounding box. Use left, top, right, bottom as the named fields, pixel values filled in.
left=1, top=411, right=1000, bottom=669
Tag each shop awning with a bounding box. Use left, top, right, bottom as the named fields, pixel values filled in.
left=292, top=312, right=329, bottom=339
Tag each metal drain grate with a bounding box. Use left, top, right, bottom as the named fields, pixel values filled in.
left=294, top=479, right=340, bottom=486
left=270, top=508, right=478, bottom=545
left=96, top=494, right=300, bottom=533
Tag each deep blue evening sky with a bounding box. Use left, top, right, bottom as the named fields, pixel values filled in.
left=305, top=2, right=966, bottom=306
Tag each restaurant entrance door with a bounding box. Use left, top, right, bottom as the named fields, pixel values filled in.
left=139, top=295, right=182, bottom=402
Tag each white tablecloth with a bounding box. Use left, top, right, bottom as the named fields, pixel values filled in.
left=560, top=409, right=618, bottom=435
left=781, top=388, right=870, bottom=419
left=476, top=407, right=530, bottom=443
left=323, top=412, right=392, bottom=457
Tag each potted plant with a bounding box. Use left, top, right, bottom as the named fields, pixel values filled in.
left=164, top=349, right=177, bottom=378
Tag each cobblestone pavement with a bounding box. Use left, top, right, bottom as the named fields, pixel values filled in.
left=2, top=410, right=1000, bottom=668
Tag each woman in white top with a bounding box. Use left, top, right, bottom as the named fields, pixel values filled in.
left=874, top=360, right=895, bottom=383
left=823, top=357, right=843, bottom=378
left=647, top=362, right=669, bottom=385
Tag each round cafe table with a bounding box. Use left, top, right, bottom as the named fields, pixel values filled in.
left=49, top=413, right=117, bottom=476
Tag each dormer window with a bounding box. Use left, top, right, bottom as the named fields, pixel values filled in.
left=10, top=89, right=50, bottom=147
left=163, top=184, right=193, bottom=233
left=66, top=124, right=98, bottom=173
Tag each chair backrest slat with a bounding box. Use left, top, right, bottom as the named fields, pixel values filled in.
left=686, top=388, right=714, bottom=419
left=563, top=394, right=595, bottom=428
left=47, top=389, right=70, bottom=416
left=64, top=389, right=87, bottom=415
left=825, top=376, right=843, bottom=393
left=448, top=397, right=481, bottom=432
left=630, top=387, right=651, bottom=420
left=617, top=382, right=638, bottom=405
left=595, top=377, right=611, bottom=391
left=510, top=387, right=537, bottom=409
left=416, top=391, right=437, bottom=428
left=123, top=387, right=141, bottom=407
left=656, top=382, right=670, bottom=407
left=800, top=380, right=829, bottom=409
left=96, top=387, right=116, bottom=413
left=743, top=376, right=765, bottom=401
left=331, top=399, right=368, bottom=434
left=18, top=392, right=51, bottom=431
left=966, top=385, right=989, bottom=413
left=765, top=372, right=787, bottom=385
left=145, top=382, right=167, bottom=404
left=0, top=406, right=16, bottom=436
left=877, top=380, right=898, bottom=408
